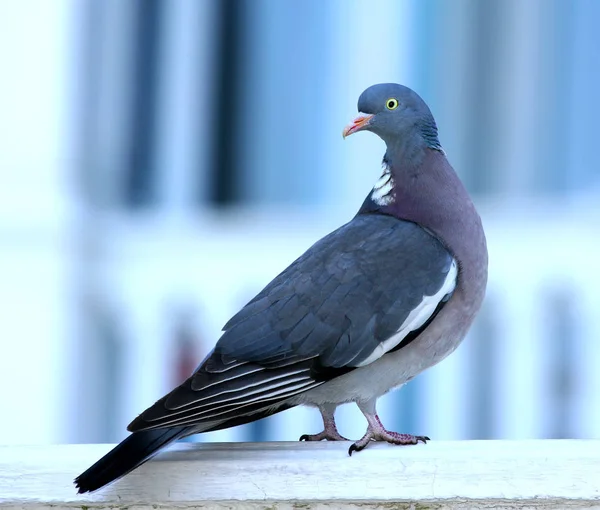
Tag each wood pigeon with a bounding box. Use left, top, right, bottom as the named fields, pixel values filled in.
left=75, top=83, right=488, bottom=493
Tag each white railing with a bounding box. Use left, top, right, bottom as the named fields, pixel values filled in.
left=1, top=441, right=599, bottom=508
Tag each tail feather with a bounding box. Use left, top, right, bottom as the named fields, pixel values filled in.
left=74, top=426, right=189, bottom=493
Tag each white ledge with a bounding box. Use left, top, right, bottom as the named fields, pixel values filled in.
left=1, top=440, right=599, bottom=509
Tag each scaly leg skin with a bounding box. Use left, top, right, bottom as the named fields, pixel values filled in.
left=348, top=400, right=429, bottom=455
left=299, top=403, right=348, bottom=442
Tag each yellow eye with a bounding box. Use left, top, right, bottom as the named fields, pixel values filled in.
left=386, top=98, right=399, bottom=110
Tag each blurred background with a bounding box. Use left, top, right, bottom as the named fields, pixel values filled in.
left=1, top=0, right=599, bottom=446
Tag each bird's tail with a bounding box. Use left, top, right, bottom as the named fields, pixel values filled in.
left=74, top=426, right=189, bottom=494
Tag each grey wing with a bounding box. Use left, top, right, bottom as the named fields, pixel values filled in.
left=128, top=215, right=455, bottom=432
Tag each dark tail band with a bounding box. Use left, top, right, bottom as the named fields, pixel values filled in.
left=74, top=426, right=189, bottom=493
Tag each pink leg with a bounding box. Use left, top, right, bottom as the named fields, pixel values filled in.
left=300, top=404, right=348, bottom=442
left=349, top=400, right=429, bottom=455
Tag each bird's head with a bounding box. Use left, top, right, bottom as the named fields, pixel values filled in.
left=343, top=83, right=441, bottom=153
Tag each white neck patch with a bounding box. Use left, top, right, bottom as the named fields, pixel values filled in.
left=371, top=160, right=394, bottom=206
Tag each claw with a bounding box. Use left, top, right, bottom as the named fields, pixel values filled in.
left=348, top=442, right=362, bottom=456
left=299, top=430, right=348, bottom=442
left=349, top=412, right=430, bottom=453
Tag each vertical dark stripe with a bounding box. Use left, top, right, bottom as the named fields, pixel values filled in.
left=244, top=416, right=271, bottom=442
left=76, top=0, right=103, bottom=206
left=125, top=0, right=164, bottom=207
left=463, top=0, right=503, bottom=194
left=171, top=310, right=200, bottom=443
left=565, top=0, right=600, bottom=193
left=206, top=0, right=244, bottom=206
left=536, top=0, right=573, bottom=194
left=101, top=310, right=124, bottom=442
left=78, top=303, right=123, bottom=443
left=411, top=0, right=441, bottom=102
left=468, top=300, right=496, bottom=439
left=71, top=0, right=105, bottom=443
left=546, top=291, right=576, bottom=439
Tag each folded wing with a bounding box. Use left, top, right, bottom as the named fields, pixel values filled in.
left=128, top=214, right=456, bottom=432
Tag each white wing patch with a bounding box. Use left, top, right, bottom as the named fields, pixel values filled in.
left=354, top=259, right=458, bottom=367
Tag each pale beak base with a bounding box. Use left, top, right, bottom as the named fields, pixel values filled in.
left=342, top=114, right=374, bottom=138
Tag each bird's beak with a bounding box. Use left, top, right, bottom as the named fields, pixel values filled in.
left=342, top=114, right=374, bottom=139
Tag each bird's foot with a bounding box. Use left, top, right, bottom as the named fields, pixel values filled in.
left=299, top=429, right=348, bottom=442
left=348, top=413, right=429, bottom=455
left=299, top=411, right=348, bottom=442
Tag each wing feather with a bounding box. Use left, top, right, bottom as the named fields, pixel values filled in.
left=128, top=215, right=455, bottom=433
